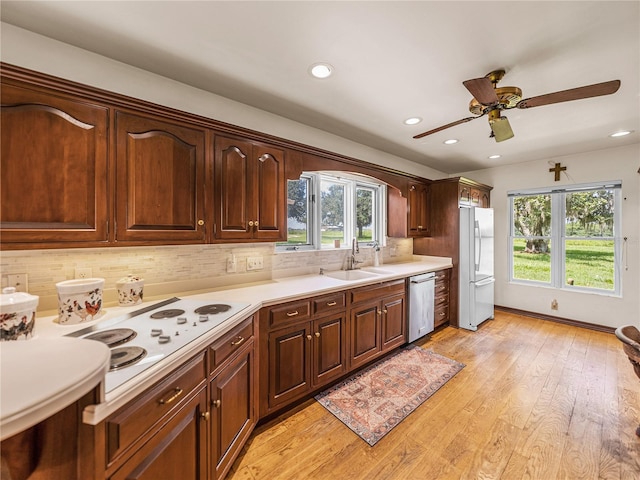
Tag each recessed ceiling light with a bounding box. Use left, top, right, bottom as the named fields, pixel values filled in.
left=309, top=63, right=333, bottom=79
left=404, top=117, right=422, bottom=125
left=610, top=130, right=633, bottom=137
left=488, top=154, right=501, bottom=159
left=443, top=139, right=458, bottom=145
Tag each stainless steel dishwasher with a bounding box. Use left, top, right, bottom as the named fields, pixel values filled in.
left=408, top=272, right=435, bottom=342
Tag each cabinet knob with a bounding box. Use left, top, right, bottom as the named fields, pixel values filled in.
left=254, top=220, right=259, bottom=227
left=248, top=221, right=254, bottom=227
left=383, top=309, right=388, bottom=314
left=377, top=310, right=382, bottom=316
left=306, top=334, right=312, bottom=341
left=197, top=219, right=204, bottom=226
left=212, top=399, right=221, bottom=408
left=201, top=411, right=210, bottom=421
left=315, top=332, right=320, bottom=337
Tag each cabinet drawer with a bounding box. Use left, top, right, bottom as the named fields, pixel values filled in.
left=434, top=292, right=449, bottom=307
left=434, top=303, right=449, bottom=327
left=350, top=279, right=405, bottom=305
left=435, top=280, right=449, bottom=295
left=434, top=269, right=449, bottom=283
left=268, top=300, right=310, bottom=327
left=312, top=292, right=346, bottom=315
left=209, top=315, right=254, bottom=373
left=105, top=352, right=207, bottom=465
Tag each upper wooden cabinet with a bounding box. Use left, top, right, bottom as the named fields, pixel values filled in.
left=0, top=79, right=109, bottom=248
left=407, top=182, right=430, bottom=237
left=114, top=112, right=207, bottom=244
left=213, top=136, right=286, bottom=242
left=458, top=181, right=490, bottom=207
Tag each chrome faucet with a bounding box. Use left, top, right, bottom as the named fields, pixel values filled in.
left=347, top=238, right=362, bottom=270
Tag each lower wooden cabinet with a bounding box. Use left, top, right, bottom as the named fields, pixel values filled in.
left=434, top=269, right=451, bottom=328
left=260, top=281, right=406, bottom=417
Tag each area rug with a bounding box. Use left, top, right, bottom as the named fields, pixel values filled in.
left=314, top=346, right=464, bottom=446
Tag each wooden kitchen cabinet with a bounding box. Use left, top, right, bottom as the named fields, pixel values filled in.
left=214, top=135, right=286, bottom=242
left=208, top=316, right=256, bottom=480
left=114, top=111, right=207, bottom=244
left=349, top=279, right=406, bottom=369
left=0, top=75, right=109, bottom=249
left=408, top=182, right=430, bottom=237
left=433, top=269, right=450, bottom=328
left=260, top=292, right=347, bottom=417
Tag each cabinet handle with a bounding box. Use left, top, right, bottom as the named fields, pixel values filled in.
left=201, top=411, right=210, bottom=421
left=306, top=334, right=312, bottom=341
left=326, top=301, right=337, bottom=306
left=231, top=336, right=245, bottom=346
left=248, top=221, right=254, bottom=227
left=286, top=310, right=299, bottom=317
left=212, top=399, right=221, bottom=408
left=439, top=312, right=446, bottom=316
left=158, top=387, right=183, bottom=405
left=197, top=219, right=204, bottom=226
left=315, top=332, right=320, bottom=337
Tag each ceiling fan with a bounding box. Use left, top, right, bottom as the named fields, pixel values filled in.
left=413, top=69, right=621, bottom=142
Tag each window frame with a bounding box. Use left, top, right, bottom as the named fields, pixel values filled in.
left=508, top=181, right=622, bottom=295
left=277, top=172, right=386, bottom=252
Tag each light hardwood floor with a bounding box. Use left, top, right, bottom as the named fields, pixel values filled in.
left=228, top=311, right=640, bottom=480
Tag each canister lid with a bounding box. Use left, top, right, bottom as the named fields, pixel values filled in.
left=116, top=274, right=144, bottom=286
left=0, top=287, right=39, bottom=313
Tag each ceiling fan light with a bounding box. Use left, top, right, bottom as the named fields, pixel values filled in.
left=610, top=130, right=632, bottom=138
left=309, top=63, right=333, bottom=79
left=404, top=117, right=422, bottom=125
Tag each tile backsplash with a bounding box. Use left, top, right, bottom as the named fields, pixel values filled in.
left=1, top=238, right=413, bottom=312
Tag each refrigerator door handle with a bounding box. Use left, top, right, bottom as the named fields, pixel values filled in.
left=474, top=219, right=481, bottom=272
left=475, top=277, right=496, bottom=287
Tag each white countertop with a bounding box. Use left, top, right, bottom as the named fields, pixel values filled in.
left=0, top=255, right=452, bottom=434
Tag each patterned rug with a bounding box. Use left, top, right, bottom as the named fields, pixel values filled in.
left=315, top=346, right=464, bottom=446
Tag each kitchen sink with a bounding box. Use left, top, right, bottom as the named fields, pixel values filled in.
left=324, top=270, right=379, bottom=281
left=361, top=267, right=394, bottom=275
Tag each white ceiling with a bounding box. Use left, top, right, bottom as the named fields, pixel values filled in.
left=2, top=1, right=638, bottom=174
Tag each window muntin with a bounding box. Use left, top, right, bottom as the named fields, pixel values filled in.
left=509, top=182, right=621, bottom=294
left=277, top=172, right=385, bottom=251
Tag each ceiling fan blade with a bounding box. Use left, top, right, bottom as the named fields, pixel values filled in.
left=412, top=116, right=478, bottom=139
left=463, top=77, right=499, bottom=106
left=490, top=116, right=514, bottom=142
left=517, top=80, right=621, bottom=109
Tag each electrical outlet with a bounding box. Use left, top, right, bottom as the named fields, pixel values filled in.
left=75, top=268, right=93, bottom=279
left=226, top=256, right=237, bottom=273
left=551, top=299, right=558, bottom=310
left=7, top=274, right=28, bottom=292
left=247, top=256, right=264, bottom=271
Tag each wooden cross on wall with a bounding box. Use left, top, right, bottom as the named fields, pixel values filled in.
left=549, top=162, right=566, bottom=181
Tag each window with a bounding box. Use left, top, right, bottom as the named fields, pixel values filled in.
left=278, top=172, right=386, bottom=250
left=509, top=181, right=621, bottom=294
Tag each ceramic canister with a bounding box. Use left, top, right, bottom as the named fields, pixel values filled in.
left=0, top=287, right=39, bottom=341
left=56, top=278, right=105, bottom=324
left=116, top=274, right=144, bottom=306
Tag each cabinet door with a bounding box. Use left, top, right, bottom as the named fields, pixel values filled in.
left=1, top=81, right=109, bottom=248
left=109, top=390, right=207, bottom=480
left=268, top=323, right=311, bottom=409
left=253, top=143, right=286, bottom=240
left=381, top=294, right=406, bottom=352
left=312, top=313, right=347, bottom=387
left=210, top=344, right=255, bottom=480
left=214, top=136, right=253, bottom=240
left=349, top=303, right=381, bottom=369
left=115, top=112, right=206, bottom=243
left=408, top=182, right=429, bottom=237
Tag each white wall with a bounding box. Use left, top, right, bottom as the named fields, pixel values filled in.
left=457, top=143, right=640, bottom=329
left=0, top=22, right=445, bottom=180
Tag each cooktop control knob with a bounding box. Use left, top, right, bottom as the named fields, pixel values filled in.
left=151, top=328, right=163, bottom=337
left=198, top=315, right=209, bottom=322
left=158, top=335, right=171, bottom=344
left=177, top=317, right=187, bottom=324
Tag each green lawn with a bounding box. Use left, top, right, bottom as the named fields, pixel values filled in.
left=283, top=229, right=372, bottom=246
left=513, top=239, right=614, bottom=290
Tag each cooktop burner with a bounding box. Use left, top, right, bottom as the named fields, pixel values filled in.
left=110, top=346, right=147, bottom=371
left=150, top=309, right=186, bottom=319
left=194, top=304, right=232, bottom=315
left=85, top=328, right=136, bottom=347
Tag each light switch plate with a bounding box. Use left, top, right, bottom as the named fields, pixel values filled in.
left=7, top=274, right=28, bottom=292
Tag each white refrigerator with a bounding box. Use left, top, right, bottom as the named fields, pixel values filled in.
left=458, top=207, right=495, bottom=331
